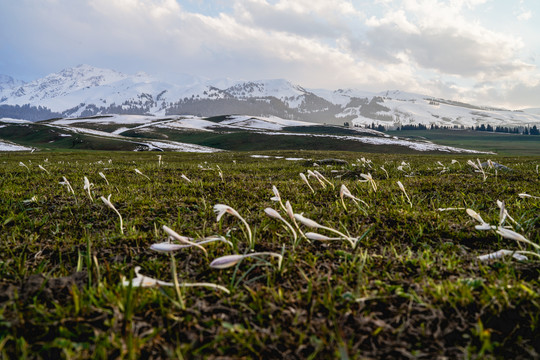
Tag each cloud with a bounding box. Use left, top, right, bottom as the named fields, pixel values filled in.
left=517, top=10, right=532, bottom=21
left=0, top=0, right=539, bottom=108
left=358, top=0, right=531, bottom=81
left=233, top=0, right=345, bottom=39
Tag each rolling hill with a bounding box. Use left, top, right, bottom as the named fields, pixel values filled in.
left=0, top=114, right=495, bottom=154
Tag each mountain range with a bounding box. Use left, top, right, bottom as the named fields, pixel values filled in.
left=2, top=64, right=539, bottom=129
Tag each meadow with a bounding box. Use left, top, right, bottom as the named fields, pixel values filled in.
left=0, top=150, right=538, bottom=359
left=385, top=129, right=540, bottom=156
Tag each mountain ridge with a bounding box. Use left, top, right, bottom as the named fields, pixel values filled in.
left=1, top=65, right=540, bottom=129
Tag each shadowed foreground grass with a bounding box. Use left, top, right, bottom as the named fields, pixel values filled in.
left=0, top=150, right=538, bottom=359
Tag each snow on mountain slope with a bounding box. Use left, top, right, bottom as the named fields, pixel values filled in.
left=250, top=130, right=492, bottom=154
left=0, top=117, right=32, bottom=124
left=1, top=65, right=540, bottom=130
left=142, top=140, right=218, bottom=152
left=0, top=139, right=32, bottom=151
left=311, top=88, right=377, bottom=106
left=3, top=65, right=127, bottom=104
left=45, top=114, right=318, bottom=134
left=344, top=95, right=540, bottom=128
left=151, top=117, right=217, bottom=133
left=225, top=79, right=309, bottom=108
left=0, top=65, right=219, bottom=115
left=42, top=116, right=219, bottom=152
left=0, top=75, right=25, bottom=93
left=48, top=114, right=158, bottom=127
left=219, top=115, right=315, bottom=130
left=34, top=114, right=493, bottom=154
left=0, top=66, right=334, bottom=120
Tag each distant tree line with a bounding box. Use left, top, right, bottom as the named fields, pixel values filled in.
left=353, top=122, right=539, bottom=135
left=0, top=104, right=61, bottom=121
left=473, top=123, right=539, bottom=135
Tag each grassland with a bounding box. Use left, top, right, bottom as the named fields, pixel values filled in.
left=385, top=129, right=540, bottom=156
left=0, top=150, right=539, bottom=359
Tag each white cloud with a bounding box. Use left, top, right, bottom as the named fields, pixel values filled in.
left=0, top=0, right=539, bottom=108
left=517, top=10, right=532, bottom=21
left=360, top=0, right=530, bottom=80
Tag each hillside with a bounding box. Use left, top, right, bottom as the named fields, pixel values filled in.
left=0, top=115, right=494, bottom=154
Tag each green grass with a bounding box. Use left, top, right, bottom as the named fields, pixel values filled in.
left=386, top=129, right=540, bottom=156
left=122, top=129, right=449, bottom=153
left=0, top=123, right=143, bottom=151
left=0, top=151, right=539, bottom=358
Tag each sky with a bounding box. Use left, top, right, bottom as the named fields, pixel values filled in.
left=1, top=0, right=539, bottom=109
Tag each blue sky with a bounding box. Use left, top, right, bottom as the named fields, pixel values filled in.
left=1, top=0, right=539, bottom=109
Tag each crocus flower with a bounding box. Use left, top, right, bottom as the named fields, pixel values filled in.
left=496, top=200, right=517, bottom=226
left=121, top=266, right=173, bottom=287
left=307, top=170, right=326, bottom=189
left=151, top=236, right=232, bottom=252
left=38, top=165, right=50, bottom=175
left=313, top=170, right=334, bottom=189
left=466, top=208, right=492, bottom=231
left=181, top=174, right=191, bottom=182
left=397, top=181, right=412, bottom=207
left=300, top=173, right=315, bottom=193
left=83, top=176, right=93, bottom=201
left=214, top=204, right=253, bottom=247
left=477, top=249, right=528, bottom=261
left=162, top=225, right=207, bottom=255
left=150, top=242, right=185, bottom=252
left=359, top=173, right=377, bottom=192
left=216, top=165, right=224, bottom=182
left=270, top=185, right=281, bottom=202
left=519, top=193, right=540, bottom=200
left=99, top=172, right=109, bottom=185
left=134, top=168, right=150, bottom=180
left=305, top=232, right=343, bottom=241
left=264, top=207, right=297, bottom=241
left=496, top=227, right=540, bottom=251
left=60, top=176, right=75, bottom=195
left=294, top=213, right=354, bottom=247
left=210, top=252, right=283, bottom=270
left=467, top=160, right=480, bottom=170
left=340, top=184, right=369, bottom=211
left=121, top=266, right=229, bottom=293
left=286, top=200, right=306, bottom=242
left=100, top=194, right=124, bottom=235
left=23, top=196, right=38, bottom=204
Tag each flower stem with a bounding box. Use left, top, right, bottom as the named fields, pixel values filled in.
left=170, top=254, right=185, bottom=310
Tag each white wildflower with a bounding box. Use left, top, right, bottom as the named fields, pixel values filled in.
left=213, top=204, right=253, bottom=247
left=100, top=194, right=124, bottom=235
left=134, top=168, right=150, bottom=180
left=99, top=172, right=109, bottom=185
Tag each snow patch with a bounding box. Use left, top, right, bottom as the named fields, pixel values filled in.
left=251, top=131, right=492, bottom=154
left=0, top=117, right=32, bottom=123
left=143, top=140, right=219, bottom=153
left=0, top=140, right=32, bottom=151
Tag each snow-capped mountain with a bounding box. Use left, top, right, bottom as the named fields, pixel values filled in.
left=0, top=74, right=25, bottom=92
left=331, top=89, right=540, bottom=130
left=0, top=65, right=213, bottom=117
left=1, top=64, right=540, bottom=129
left=224, top=79, right=308, bottom=108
